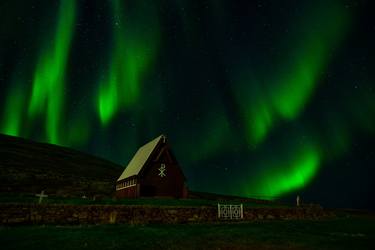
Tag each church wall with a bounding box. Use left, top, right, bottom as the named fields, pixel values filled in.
left=140, top=162, right=185, bottom=198
left=116, top=185, right=138, bottom=198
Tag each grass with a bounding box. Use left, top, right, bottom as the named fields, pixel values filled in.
left=1, top=216, right=374, bottom=249
left=0, top=194, right=284, bottom=208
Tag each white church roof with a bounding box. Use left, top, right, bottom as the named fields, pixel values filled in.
left=117, top=135, right=165, bottom=181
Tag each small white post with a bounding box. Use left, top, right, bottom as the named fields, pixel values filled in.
left=218, top=203, right=220, bottom=218
left=240, top=204, right=243, bottom=219
left=296, top=195, right=300, bottom=207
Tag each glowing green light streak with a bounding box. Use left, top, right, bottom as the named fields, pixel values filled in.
left=98, top=0, right=159, bottom=125
left=1, top=82, right=25, bottom=137
left=240, top=3, right=349, bottom=146
left=98, top=73, right=118, bottom=125
left=241, top=4, right=352, bottom=198
left=28, top=0, right=76, bottom=144
left=247, top=96, right=274, bottom=145
left=246, top=143, right=320, bottom=198
left=272, top=6, right=348, bottom=119
left=244, top=84, right=375, bottom=199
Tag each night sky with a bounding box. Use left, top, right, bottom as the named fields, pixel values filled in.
left=1, top=0, right=374, bottom=209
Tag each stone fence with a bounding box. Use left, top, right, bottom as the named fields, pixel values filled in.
left=0, top=203, right=334, bottom=225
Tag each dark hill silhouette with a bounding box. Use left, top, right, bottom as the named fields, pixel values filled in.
left=0, top=134, right=123, bottom=197
left=0, top=134, right=278, bottom=204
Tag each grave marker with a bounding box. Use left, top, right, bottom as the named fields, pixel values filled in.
left=35, top=190, right=48, bottom=204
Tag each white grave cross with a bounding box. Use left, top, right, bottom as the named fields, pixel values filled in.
left=35, top=190, right=48, bottom=204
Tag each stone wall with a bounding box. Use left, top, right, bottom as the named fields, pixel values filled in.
left=0, top=204, right=334, bottom=225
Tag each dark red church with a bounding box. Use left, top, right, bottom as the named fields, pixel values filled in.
left=116, top=135, right=188, bottom=198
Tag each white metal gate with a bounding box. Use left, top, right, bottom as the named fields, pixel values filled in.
left=218, top=204, right=243, bottom=219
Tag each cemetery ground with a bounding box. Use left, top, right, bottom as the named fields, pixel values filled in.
left=0, top=193, right=280, bottom=207
left=1, top=214, right=375, bottom=250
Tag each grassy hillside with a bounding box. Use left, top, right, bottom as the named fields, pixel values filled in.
left=0, top=134, right=123, bottom=197
left=1, top=216, right=374, bottom=250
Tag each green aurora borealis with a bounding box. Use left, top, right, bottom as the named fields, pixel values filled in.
left=98, top=0, right=160, bottom=125
left=1, top=0, right=374, bottom=208
left=29, top=0, right=76, bottom=144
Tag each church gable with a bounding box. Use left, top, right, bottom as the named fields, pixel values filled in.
left=139, top=144, right=182, bottom=178
left=116, top=135, right=188, bottom=198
